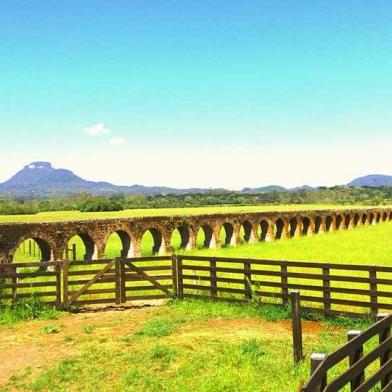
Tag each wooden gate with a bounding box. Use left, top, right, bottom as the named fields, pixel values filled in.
left=62, top=257, right=174, bottom=307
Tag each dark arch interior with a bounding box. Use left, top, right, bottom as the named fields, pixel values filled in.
left=289, top=217, right=297, bottom=237
left=369, top=213, right=375, bottom=224
left=314, top=216, right=322, bottom=233
left=353, top=214, right=360, bottom=226
left=105, top=230, right=131, bottom=258
left=171, top=225, right=190, bottom=250
left=382, top=212, right=388, bottom=222
left=335, top=215, right=343, bottom=230
left=376, top=213, right=381, bottom=223
left=362, top=214, right=368, bottom=225
left=344, top=215, right=351, bottom=229
left=326, top=216, right=333, bottom=232
left=241, top=220, right=252, bottom=243
left=259, top=220, right=269, bottom=241
left=140, top=228, right=163, bottom=256
left=220, top=222, right=234, bottom=246
left=13, top=237, right=52, bottom=263
left=302, top=217, right=310, bottom=235
left=197, top=225, right=213, bottom=248
left=275, top=219, right=284, bottom=240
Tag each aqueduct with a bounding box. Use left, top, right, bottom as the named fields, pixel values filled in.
left=0, top=207, right=391, bottom=263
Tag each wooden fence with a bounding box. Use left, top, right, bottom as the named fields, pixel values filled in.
left=1, top=255, right=392, bottom=317
left=302, top=313, right=392, bottom=391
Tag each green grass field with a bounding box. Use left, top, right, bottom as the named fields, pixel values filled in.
left=0, top=299, right=369, bottom=392
left=0, top=204, right=350, bottom=223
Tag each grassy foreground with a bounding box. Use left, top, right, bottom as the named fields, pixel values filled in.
left=0, top=204, right=348, bottom=223
left=0, top=299, right=363, bottom=392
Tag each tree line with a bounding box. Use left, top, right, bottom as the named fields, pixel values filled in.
left=0, top=186, right=391, bottom=215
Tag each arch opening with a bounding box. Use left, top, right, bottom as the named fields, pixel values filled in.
left=240, top=220, right=252, bottom=243
left=376, top=213, right=381, bottom=223
left=196, top=225, right=213, bottom=249
left=219, top=222, right=234, bottom=247
left=344, top=214, right=351, bottom=229
left=382, top=212, right=388, bottom=222
left=105, top=230, right=131, bottom=258
left=13, top=237, right=52, bottom=263
left=289, top=217, right=298, bottom=238
left=362, top=214, right=368, bottom=225
left=141, top=228, right=163, bottom=256
left=335, top=215, right=343, bottom=230
left=314, top=216, right=322, bottom=234
left=353, top=214, right=360, bottom=226
left=64, top=233, right=95, bottom=261
left=170, top=225, right=190, bottom=251
left=258, top=220, right=270, bottom=241
left=369, top=213, right=375, bottom=225
left=325, top=216, right=333, bottom=232
left=302, top=217, right=311, bottom=235
left=274, top=218, right=284, bottom=240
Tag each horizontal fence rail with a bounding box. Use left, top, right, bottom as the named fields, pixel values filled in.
left=1, top=255, right=392, bottom=316
left=175, top=255, right=392, bottom=318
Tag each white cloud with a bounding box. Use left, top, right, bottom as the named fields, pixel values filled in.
left=85, top=123, right=110, bottom=136
left=109, top=137, right=127, bottom=145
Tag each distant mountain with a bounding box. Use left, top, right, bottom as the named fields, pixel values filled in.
left=0, top=162, right=225, bottom=198
left=241, top=185, right=287, bottom=193
left=348, top=174, right=392, bottom=187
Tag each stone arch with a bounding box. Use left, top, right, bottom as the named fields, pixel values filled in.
left=171, top=225, right=191, bottom=251
left=274, top=218, right=284, bottom=240
left=259, top=220, right=270, bottom=241
left=64, top=232, right=97, bottom=261
left=219, top=222, right=235, bottom=246
left=141, top=227, right=164, bottom=255
left=335, top=215, right=343, bottom=230
left=325, top=216, right=333, bottom=232
left=104, top=230, right=132, bottom=258
left=11, top=236, right=53, bottom=263
left=240, top=220, right=253, bottom=243
left=314, top=216, right=322, bottom=234
left=197, top=225, right=214, bottom=249
left=289, top=217, right=298, bottom=238
left=301, top=217, right=311, bottom=235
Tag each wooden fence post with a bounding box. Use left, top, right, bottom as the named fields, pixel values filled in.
left=307, top=353, right=327, bottom=392
left=62, top=260, right=70, bottom=308
left=72, top=244, right=77, bottom=261
left=210, top=258, right=217, bottom=298
left=347, top=330, right=364, bottom=390
left=281, top=262, right=288, bottom=304
left=244, top=260, right=252, bottom=300
left=378, top=313, right=392, bottom=388
left=171, top=254, right=178, bottom=298
left=177, top=256, right=184, bottom=299
left=291, top=290, right=303, bottom=364
left=369, top=267, right=378, bottom=319
left=55, top=261, right=62, bottom=308
left=115, top=258, right=121, bottom=305
left=11, top=264, right=17, bottom=304
left=322, top=266, right=331, bottom=315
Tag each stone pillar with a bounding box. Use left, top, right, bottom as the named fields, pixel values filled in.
left=267, top=221, right=274, bottom=241
left=249, top=225, right=259, bottom=244
left=281, top=220, right=289, bottom=239
left=231, top=225, right=240, bottom=246
left=212, top=225, right=220, bottom=249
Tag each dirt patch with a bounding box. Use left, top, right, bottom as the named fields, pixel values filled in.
left=0, top=307, right=154, bottom=385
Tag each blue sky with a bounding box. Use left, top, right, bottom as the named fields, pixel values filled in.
left=1, top=1, right=391, bottom=189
